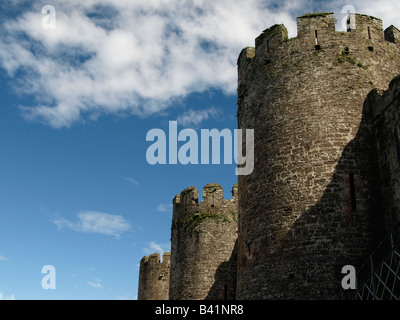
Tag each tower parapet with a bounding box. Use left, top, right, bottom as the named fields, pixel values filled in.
left=170, top=183, right=238, bottom=300
left=137, top=252, right=171, bottom=300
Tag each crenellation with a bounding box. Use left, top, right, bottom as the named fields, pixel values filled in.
left=180, top=186, right=199, bottom=205
left=297, top=12, right=336, bottom=48
left=202, top=183, right=224, bottom=205
left=255, top=24, right=288, bottom=58
left=349, top=14, right=384, bottom=41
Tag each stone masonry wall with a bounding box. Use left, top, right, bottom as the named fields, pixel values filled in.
left=365, top=76, right=400, bottom=232
left=237, top=12, right=400, bottom=299
left=137, top=252, right=171, bottom=300
left=169, top=183, right=238, bottom=300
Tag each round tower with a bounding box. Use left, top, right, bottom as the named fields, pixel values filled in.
left=137, top=252, right=171, bottom=300
left=236, top=12, right=400, bottom=299
left=169, top=183, right=238, bottom=300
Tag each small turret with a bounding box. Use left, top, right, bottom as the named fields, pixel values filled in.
left=170, top=183, right=238, bottom=300
left=137, top=252, right=171, bottom=300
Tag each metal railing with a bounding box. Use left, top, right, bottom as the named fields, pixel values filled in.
left=339, top=220, right=400, bottom=300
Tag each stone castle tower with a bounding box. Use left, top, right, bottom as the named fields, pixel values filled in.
left=137, top=12, right=400, bottom=300
left=137, top=252, right=171, bottom=300
left=237, top=12, right=400, bottom=299
left=169, top=183, right=238, bottom=300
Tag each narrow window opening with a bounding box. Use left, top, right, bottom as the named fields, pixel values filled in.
left=349, top=173, right=357, bottom=212
left=223, top=284, right=228, bottom=300
left=368, top=46, right=374, bottom=52
left=368, top=26, right=372, bottom=40
left=211, top=195, right=214, bottom=207
left=266, top=39, right=270, bottom=53
left=314, top=30, right=321, bottom=50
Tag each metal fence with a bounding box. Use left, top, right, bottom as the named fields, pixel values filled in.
left=339, top=221, right=400, bottom=300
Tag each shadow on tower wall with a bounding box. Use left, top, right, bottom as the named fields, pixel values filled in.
left=236, top=90, right=397, bottom=299
left=205, top=239, right=238, bottom=300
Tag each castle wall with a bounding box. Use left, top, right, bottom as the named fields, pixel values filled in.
left=365, top=77, right=400, bottom=231
left=137, top=252, right=170, bottom=300
left=237, top=12, right=400, bottom=299
left=169, top=183, right=238, bottom=300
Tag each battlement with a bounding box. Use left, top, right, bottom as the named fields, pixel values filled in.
left=238, top=12, right=398, bottom=71
left=297, top=12, right=336, bottom=44
left=140, top=252, right=171, bottom=267
left=172, top=183, right=238, bottom=230
left=173, top=184, right=238, bottom=212
left=138, top=252, right=171, bottom=300
left=180, top=186, right=199, bottom=205
left=255, top=24, right=288, bottom=58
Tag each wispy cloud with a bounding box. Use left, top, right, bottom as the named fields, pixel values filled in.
left=0, top=0, right=303, bottom=128
left=177, top=108, right=220, bottom=127
left=1, top=1, right=398, bottom=128
left=53, top=211, right=131, bottom=239
left=143, top=242, right=170, bottom=256
left=0, top=254, right=8, bottom=261
left=156, top=203, right=172, bottom=213
left=0, top=293, right=15, bottom=300
left=88, top=278, right=102, bottom=288
left=122, top=176, right=139, bottom=186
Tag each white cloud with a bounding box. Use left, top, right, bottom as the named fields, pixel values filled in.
left=1, top=1, right=398, bottom=128
left=0, top=293, right=15, bottom=300
left=177, top=108, right=220, bottom=127
left=88, top=277, right=102, bottom=288
left=117, top=294, right=135, bottom=300
left=0, top=254, right=8, bottom=261
left=53, top=211, right=131, bottom=239
left=0, top=0, right=303, bottom=128
left=143, top=241, right=170, bottom=256
left=329, top=0, right=400, bottom=31
left=156, top=203, right=172, bottom=213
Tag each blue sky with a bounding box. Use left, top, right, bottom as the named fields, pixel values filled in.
left=0, top=0, right=399, bottom=300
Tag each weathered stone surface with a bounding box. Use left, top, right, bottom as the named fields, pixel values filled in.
left=237, top=12, right=400, bottom=299
left=365, top=77, right=400, bottom=232
left=169, top=183, right=238, bottom=300
left=138, top=252, right=171, bottom=300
